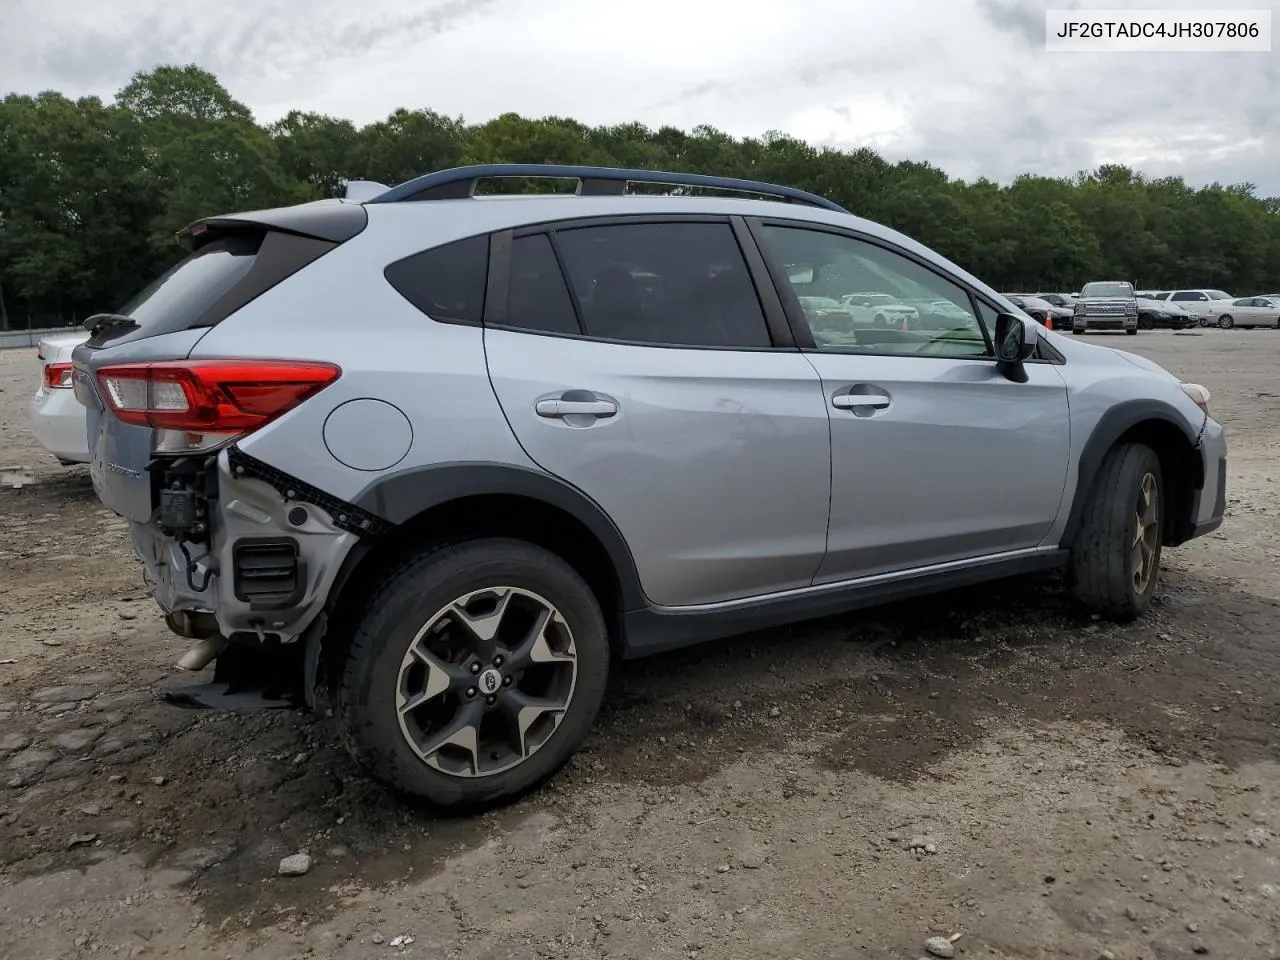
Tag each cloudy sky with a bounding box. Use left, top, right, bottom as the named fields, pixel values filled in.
left=2, top=0, right=1276, bottom=194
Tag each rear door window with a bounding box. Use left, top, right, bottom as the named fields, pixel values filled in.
left=552, top=222, right=772, bottom=348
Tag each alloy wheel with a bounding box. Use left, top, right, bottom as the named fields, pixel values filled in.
left=1131, top=472, right=1160, bottom=594
left=395, top=586, right=577, bottom=778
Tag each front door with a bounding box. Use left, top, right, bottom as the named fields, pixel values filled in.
left=753, top=222, right=1071, bottom=583
left=484, top=219, right=832, bottom=608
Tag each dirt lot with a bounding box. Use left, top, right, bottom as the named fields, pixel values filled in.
left=1, top=331, right=1278, bottom=960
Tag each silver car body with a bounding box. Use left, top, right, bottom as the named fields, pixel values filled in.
left=72, top=183, right=1228, bottom=658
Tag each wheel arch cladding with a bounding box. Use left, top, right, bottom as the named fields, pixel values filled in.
left=1061, top=400, right=1204, bottom=550
left=328, top=463, right=645, bottom=656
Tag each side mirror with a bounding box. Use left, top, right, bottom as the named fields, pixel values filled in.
left=994, top=312, right=1034, bottom=383
left=786, top=264, right=816, bottom=284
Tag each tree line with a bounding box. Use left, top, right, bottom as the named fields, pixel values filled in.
left=2, top=65, right=1278, bottom=330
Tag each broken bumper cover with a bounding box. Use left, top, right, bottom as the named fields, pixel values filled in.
left=130, top=447, right=364, bottom=643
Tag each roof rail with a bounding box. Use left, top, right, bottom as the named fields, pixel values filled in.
left=364, top=163, right=849, bottom=213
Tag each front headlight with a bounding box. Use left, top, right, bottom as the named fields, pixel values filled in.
left=1180, top=382, right=1211, bottom=415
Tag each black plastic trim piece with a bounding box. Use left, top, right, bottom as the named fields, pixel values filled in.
left=484, top=230, right=513, bottom=327
left=181, top=202, right=369, bottom=247
left=620, top=550, right=1069, bottom=658
left=232, top=536, right=305, bottom=610
left=226, top=447, right=392, bottom=537
left=350, top=462, right=646, bottom=611
left=365, top=163, right=850, bottom=213
left=191, top=232, right=337, bottom=329
left=1057, top=400, right=1201, bottom=550
left=731, top=215, right=796, bottom=349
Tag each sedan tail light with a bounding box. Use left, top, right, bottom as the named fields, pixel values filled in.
left=42, top=362, right=74, bottom=389
left=95, top=359, right=341, bottom=453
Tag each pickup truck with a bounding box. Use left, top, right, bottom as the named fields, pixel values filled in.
left=1072, top=280, right=1138, bottom=335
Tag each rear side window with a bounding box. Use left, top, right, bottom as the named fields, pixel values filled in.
left=384, top=234, right=489, bottom=323
left=553, top=222, right=771, bottom=348
left=1171, top=291, right=1204, bottom=302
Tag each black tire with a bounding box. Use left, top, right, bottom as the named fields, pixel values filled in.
left=1139, top=313, right=1155, bottom=330
left=335, top=538, right=609, bottom=812
left=1072, top=327, right=1084, bottom=335
left=1126, top=328, right=1138, bottom=335
left=1071, top=443, right=1164, bottom=620
left=1218, top=314, right=1234, bottom=329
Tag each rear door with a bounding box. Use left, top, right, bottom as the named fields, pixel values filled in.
left=483, top=217, right=832, bottom=608
left=751, top=220, right=1071, bottom=582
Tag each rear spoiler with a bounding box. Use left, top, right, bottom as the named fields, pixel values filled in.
left=178, top=199, right=369, bottom=250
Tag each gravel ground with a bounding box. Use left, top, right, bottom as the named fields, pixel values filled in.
left=1, top=330, right=1278, bottom=960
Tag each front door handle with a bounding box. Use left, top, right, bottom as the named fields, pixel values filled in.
left=832, top=394, right=890, bottom=410
left=535, top=394, right=618, bottom=419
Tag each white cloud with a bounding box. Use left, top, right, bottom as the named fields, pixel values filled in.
left=2, top=0, right=1276, bottom=194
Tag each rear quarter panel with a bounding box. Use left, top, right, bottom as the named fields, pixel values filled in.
left=187, top=207, right=536, bottom=505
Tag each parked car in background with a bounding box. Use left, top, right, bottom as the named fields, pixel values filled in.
left=838, top=292, right=919, bottom=328
left=1004, top=295, right=1071, bottom=328
left=1135, top=296, right=1192, bottom=330
left=72, top=162, right=1227, bottom=810
left=1037, top=293, right=1077, bottom=309
left=1165, top=289, right=1234, bottom=326
left=29, top=330, right=91, bottom=464
left=1072, top=280, right=1138, bottom=335
left=1204, top=296, right=1280, bottom=329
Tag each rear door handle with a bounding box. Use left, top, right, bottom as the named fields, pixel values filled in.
left=535, top=396, right=618, bottom=419
left=832, top=394, right=891, bottom=410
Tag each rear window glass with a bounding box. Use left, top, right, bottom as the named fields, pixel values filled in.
left=97, top=235, right=262, bottom=344
left=384, top=234, right=489, bottom=323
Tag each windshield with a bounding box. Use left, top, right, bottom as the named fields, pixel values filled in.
left=1080, top=282, right=1133, bottom=298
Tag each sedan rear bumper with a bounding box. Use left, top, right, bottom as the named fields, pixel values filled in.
left=29, top=386, right=90, bottom=464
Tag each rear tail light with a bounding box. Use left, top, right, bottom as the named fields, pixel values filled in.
left=42, top=362, right=74, bottom=389
left=95, top=359, right=341, bottom=453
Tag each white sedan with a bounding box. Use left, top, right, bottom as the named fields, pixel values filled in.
left=1204, top=296, right=1280, bottom=329
left=29, top=331, right=91, bottom=464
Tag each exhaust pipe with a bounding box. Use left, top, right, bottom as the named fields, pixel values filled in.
left=176, top=635, right=231, bottom=672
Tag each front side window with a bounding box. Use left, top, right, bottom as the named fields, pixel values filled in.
left=757, top=225, right=990, bottom=358
left=550, top=222, right=771, bottom=348
left=1206, top=290, right=1232, bottom=301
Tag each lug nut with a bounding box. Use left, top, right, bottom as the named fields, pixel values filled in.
left=485, top=695, right=497, bottom=706
left=469, top=662, right=481, bottom=674
left=465, top=687, right=477, bottom=699
left=493, top=655, right=504, bottom=667
left=503, top=675, right=513, bottom=687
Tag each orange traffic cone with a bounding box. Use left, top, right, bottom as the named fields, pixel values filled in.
left=1045, top=315, right=1054, bottom=330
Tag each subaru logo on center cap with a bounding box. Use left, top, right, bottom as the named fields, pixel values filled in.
left=478, top=669, right=501, bottom=695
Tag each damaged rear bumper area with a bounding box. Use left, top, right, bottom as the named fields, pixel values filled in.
left=130, top=446, right=380, bottom=706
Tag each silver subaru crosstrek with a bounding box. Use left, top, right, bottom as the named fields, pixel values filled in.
left=73, top=164, right=1227, bottom=810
